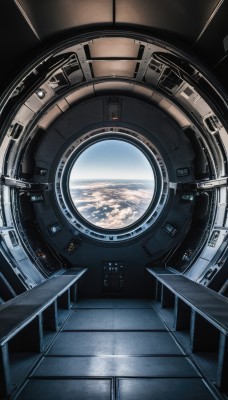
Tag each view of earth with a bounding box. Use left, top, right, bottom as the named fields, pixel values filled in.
left=69, top=139, right=155, bottom=230
left=69, top=179, right=154, bottom=229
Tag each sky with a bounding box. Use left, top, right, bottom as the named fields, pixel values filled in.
left=69, top=139, right=154, bottom=181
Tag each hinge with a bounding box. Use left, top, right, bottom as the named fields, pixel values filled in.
left=1, top=176, right=52, bottom=192
left=170, top=177, right=228, bottom=191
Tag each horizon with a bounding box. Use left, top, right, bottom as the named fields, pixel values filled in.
left=70, top=178, right=155, bottom=182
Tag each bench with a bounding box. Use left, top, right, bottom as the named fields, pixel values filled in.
left=146, top=268, right=228, bottom=391
left=0, top=268, right=87, bottom=398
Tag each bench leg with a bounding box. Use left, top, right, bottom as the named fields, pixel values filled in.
left=0, top=344, right=11, bottom=398
left=58, top=289, right=71, bottom=310
left=70, top=283, right=77, bottom=304
left=43, top=301, right=58, bottom=331
left=155, top=281, right=161, bottom=302
left=190, top=311, right=219, bottom=352
left=23, top=314, right=44, bottom=352
left=174, top=297, right=191, bottom=330
left=161, top=285, right=175, bottom=308
left=9, top=314, right=44, bottom=353
left=217, top=333, right=228, bottom=391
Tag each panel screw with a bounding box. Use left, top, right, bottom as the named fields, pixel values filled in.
left=36, top=88, right=45, bottom=99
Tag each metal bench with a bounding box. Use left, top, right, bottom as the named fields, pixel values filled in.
left=146, top=268, right=228, bottom=391
left=0, top=268, right=87, bottom=398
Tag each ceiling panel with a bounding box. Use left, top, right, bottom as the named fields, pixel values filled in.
left=92, top=61, right=137, bottom=78
left=89, top=38, right=140, bottom=58
left=18, top=0, right=113, bottom=39
left=94, top=81, right=135, bottom=95
left=0, top=0, right=227, bottom=95
left=0, top=0, right=39, bottom=92
left=115, top=0, right=221, bottom=44
left=194, top=1, right=228, bottom=67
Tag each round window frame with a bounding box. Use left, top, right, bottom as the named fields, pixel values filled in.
left=68, top=137, right=156, bottom=230
left=55, top=127, right=169, bottom=242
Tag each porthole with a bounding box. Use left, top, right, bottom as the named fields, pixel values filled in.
left=68, top=139, right=155, bottom=230
left=55, top=127, right=169, bottom=242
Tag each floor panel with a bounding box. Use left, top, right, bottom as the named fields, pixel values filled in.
left=63, top=309, right=166, bottom=331
left=16, top=379, right=112, bottom=400
left=32, top=356, right=199, bottom=378
left=113, top=309, right=166, bottom=330
left=63, top=309, right=114, bottom=330
left=113, top=356, right=199, bottom=378
left=117, top=378, right=217, bottom=400
left=77, top=299, right=153, bottom=309
left=48, top=332, right=115, bottom=356
left=48, top=331, right=183, bottom=356
left=113, top=332, right=183, bottom=355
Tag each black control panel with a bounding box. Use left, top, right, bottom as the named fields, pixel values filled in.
left=103, top=261, right=125, bottom=292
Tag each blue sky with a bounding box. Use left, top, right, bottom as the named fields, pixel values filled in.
left=70, top=139, right=154, bottom=180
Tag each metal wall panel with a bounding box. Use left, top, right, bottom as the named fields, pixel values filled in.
left=18, top=0, right=114, bottom=38
left=0, top=0, right=39, bottom=91
left=115, top=0, right=221, bottom=43
left=194, top=1, right=228, bottom=67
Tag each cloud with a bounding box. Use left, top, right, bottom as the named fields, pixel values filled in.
left=70, top=180, right=154, bottom=229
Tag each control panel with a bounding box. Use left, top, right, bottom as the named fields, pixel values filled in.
left=103, top=261, right=125, bottom=293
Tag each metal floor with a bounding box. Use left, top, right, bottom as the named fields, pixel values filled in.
left=15, top=299, right=220, bottom=399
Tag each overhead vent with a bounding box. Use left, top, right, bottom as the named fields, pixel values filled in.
left=181, top=86, right=194, bottom=99
left=10, top=123, right=23, bottom=139
left=204, top=115, right=222, bottom=134
left=3, top=140, right=15, bottom=174
left=145, top=58, right=164, bottom=84
left=9, top=230, right=19, bottom=247
left=63, top=55, right=83, bottom=85
left=149, top=59, right=163, bottom=73
left=48, top=71, right=69, bottom=93
left=159, top=69, right=183, bottom=93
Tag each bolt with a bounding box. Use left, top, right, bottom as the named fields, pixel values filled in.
left=36, top=88, right=46, bottom=99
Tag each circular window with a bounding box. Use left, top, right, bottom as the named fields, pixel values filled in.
left=55, top=127, right=169, bottom=242
left=69, top=139, right=155, bottom=229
